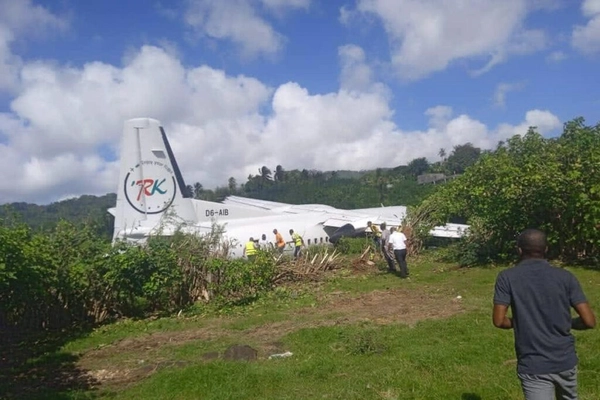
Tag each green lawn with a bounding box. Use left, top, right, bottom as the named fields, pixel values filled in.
left=9, top=255, right=600, bottom=400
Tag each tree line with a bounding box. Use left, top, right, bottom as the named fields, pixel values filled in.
left=184, top=142, right=483, bottom=209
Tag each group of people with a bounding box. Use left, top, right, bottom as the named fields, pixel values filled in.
left=367, top=221, right=410, bottom=278
left=243, top=228, right=304, bottom=261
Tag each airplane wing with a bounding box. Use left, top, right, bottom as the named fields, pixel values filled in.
left=223, top=196, right=404, bottom=227
left=222, top=196, right=292, bottom=210
left=222, top=196, right=337, bottom=214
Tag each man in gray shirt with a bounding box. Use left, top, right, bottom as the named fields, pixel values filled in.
left=493, top=229, right=596, bottom=399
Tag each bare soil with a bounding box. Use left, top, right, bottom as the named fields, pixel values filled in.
left=78, top=286, right=464, bottom=390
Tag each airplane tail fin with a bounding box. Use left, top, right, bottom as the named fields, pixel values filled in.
left=112, top=118, right=196, bottom=241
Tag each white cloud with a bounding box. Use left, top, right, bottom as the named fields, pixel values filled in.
left=183, top=0, right=308, bottom=58
left=338, top=44, right=375, bottom=92
left=0, top=0, right=68, bottom=92
left=572, top=0, right=600, bottom=55
left=425, top=106, right=453, bottom=130
left=493, top=82, right=525, bottom=108
left=0, top=41, right=562, bottom=204
left=349, top=0, right=549, bottom=80
left=0, top=45, right=272, bottom=202
left=546, top=50, right=567, bottom=62
left=260, top=0, right=310, bottom=12
left=582, top=0, right=600, bottom=17
left=495, top=109, right=561, bottom=139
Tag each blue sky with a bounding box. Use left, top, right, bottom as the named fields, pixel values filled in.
left=0, top=0, right=599, bottom=204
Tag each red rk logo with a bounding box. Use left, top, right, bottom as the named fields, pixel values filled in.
left=124, top=162, right=176, bottom=215
left=131, top=178, right=167, bottom=201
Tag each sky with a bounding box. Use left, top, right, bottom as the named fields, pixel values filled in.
left=0, top=0, right=599, bottom=204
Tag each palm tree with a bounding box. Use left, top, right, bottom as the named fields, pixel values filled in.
left=438, top=148, right=446, bottom=161
left=193, top=182, right=203, bottom=199
left=228, top=177, right=237, bottom=194
left=258, top=166, right=272, bottom=189
left=274, top=165, right=285, bottom=182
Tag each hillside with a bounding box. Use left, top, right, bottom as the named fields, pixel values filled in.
left=0, top=193, right=117, bottom=236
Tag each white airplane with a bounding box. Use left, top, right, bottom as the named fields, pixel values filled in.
left=108, top=118, right=467, bottom=258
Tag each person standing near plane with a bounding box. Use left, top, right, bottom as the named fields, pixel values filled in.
left=388, top=227, right=409, bottom=278
left=380, top=223, right=396, bottom=272
left=273, top=229, right=286, bottom=254
left=258, top=234, right=271, bottom=250
left=367, top=221, right=382, bottom=253
left=243, top=237, right=258, bottom=262
left=289, top=229, right=304, bottom=258
left=493, top=229, right=596, bottom=399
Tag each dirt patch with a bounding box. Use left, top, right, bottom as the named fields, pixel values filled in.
left=243, top=288, right=463, bottom=341
left=77, top=287, right=463, bottom=388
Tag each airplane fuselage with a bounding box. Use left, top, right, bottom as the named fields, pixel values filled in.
left=110, top=118, right=467, bottom=259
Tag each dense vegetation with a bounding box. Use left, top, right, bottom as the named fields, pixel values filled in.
left=0, top=220, right=278, bottom=331
left=415, top=117, right=600, bottom=266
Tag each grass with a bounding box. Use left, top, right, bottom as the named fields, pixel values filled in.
left=7, top=253, right=600, bottom=400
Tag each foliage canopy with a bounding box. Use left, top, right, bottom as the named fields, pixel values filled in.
left=415, top=118, right=600, bottom=265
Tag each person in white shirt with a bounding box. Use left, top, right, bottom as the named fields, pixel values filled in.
left=258, top=234, right=271, bottom=250
left=388, top=227, right=409, bottom=278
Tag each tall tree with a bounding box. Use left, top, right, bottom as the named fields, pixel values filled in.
left=438, top=148, right=446, bottom=161
left=258, top=166, right=272, bottom=189
left=406, top=157, right=430, bottom=177
left=445, top=143, right=481, bottom=174
left=228, top=177, right=237, bottom=194
left=193, top=182, right=203, bottom=199
left=274, top=165, right=285, bottom=182
left=301, top=169, right=310, bottom=180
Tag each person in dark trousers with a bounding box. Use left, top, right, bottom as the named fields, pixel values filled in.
left=367, top=221, right=382, bottom=253
left=493, top=229, right=596, bottom=400
left=388, top=227, right=409, bottom=278
left=380, top=223, right=396, bottom=272
left=289, top=229, right=304, bottom=258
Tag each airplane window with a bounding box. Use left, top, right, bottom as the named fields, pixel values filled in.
left=320, top=237, right=323, bottom=243
left=314, top=238, right=317, bottom=244
left=308, top=239, right=311, bottom=245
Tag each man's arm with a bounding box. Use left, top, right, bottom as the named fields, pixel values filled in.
left=493, top=304, right=513, bottom=329
left=572, top=302, right=596, bottom=330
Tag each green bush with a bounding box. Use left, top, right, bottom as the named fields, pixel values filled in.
left=335, top=237, right=371, bottom=255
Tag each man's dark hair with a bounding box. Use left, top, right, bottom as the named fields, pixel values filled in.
left=516, top=229, right=547, bottom=257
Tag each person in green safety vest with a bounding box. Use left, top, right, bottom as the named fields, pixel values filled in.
left=367, top=221, right=382, bottom=253
left=243, top=237, right=258, bottom=262
left=288, top=229, right=304, bottom=258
